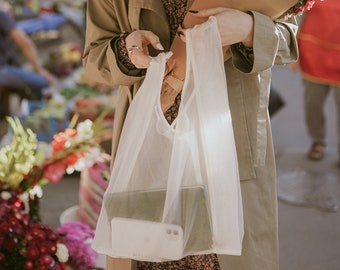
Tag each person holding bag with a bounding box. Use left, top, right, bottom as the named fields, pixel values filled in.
left=83, top=0, right=306, bottom=269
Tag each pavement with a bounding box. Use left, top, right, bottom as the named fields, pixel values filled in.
left=38, top=65, right=340, bottom=270
left=272, top=66, right=340, bottom=270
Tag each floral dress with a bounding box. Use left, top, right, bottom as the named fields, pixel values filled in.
left=116, top=0, right=221, bottom=269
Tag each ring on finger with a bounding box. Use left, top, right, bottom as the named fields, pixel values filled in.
left=127, top=45, right=142, bottom=58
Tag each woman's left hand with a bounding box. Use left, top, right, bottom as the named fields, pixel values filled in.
left=185, top=7, right=254, bottom=47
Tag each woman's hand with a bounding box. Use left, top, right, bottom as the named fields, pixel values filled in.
left=185, top=7, right=254, bottom=47
left=125, top=30, right=165, bottom=68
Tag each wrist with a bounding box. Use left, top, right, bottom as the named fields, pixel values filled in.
left=116, top=31, right=138, bottom=70
left=242, top=38, right=253, bottom=48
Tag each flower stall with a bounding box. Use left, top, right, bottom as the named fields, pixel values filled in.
left=0, top=115, right=110, bottom=269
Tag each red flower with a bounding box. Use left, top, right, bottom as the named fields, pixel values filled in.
left=63, top=153, right=80, bottom=166
left=52, top=128, right=77, bottom=153
left=26, top=244, right=40, bottom=260
left=0, top=199, right=69, bottom=269
left=52, top=135, right=67, bottom=153
left=296, top=0, right=316, bottom=13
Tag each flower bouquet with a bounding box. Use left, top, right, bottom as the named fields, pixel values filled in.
left=0, top=190, right=69, bottom=270
left=282, top=0, right=319, bottom=19
left=0, top=114, right=110, bottom=223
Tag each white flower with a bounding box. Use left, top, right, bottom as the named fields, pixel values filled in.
left=65, top=147, right=102, bottom=174
left=66, top=166, right=75, bottom=175
left=84, top=237, right=93, bottom=245
left=82, top=147, right=101, bottom=167
left=0, top=117, right=38, bottom=189
left=29, top=185, right=43, bottom=199
left=56, top=243, right=69, bottom=263
left=76, top=119, right=94, bottom=142
left=72, top=158, right=86, bottom=172
left=1, top=191, right=12, bottom=200
left=64, top=140, right=72, bottom=148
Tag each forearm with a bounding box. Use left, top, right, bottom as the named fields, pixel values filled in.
left=21, top=37, right=42, bottom=72
left=230, top=12, right=298, bottom=74
left=166, top=0, right=300, bottom=79
left=273, top=17, right=299, bottom=65
left=11, top=27, right=44, bottom=73
left=166, top=0, right=254, bottom=81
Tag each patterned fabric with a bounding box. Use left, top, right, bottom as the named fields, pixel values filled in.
left=117, top=31, right=136, bottom=70
left=136, top=254, right=220, bottom=270
left=116, top=1, right=187, bottom=123
left=160, top=0, right=188, bottom=44
left=160, top=0, right=187, bottom=124
left=164, top=91, right=181, bottom=124
left=116, top=0, right=187, bottom=71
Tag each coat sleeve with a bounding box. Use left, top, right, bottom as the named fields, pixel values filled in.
left=230, top=11, right=299, bottom=73
left=82, top=0, right=145, bottom=87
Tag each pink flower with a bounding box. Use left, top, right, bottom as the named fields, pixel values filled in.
left=282, top=0, right=319, bottom=20
left=304, top=0, right=316, bottom=10
left=43, top=163, right=67, bottom=183
left=57, top=221, right=98, bottom=270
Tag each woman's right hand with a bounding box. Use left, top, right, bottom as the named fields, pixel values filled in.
left=125, top=30, right=165, bottom=68
left=186, top=8, right=254, bottom=48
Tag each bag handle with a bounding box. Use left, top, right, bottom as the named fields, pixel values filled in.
left=181, top=17, right=243, bottom=245
left=109, top=54, right=167, bottom=192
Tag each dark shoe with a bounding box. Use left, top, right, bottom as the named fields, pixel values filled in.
left=307, top=142, right=325, bottom=161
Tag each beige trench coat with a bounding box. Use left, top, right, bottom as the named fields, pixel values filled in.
left=83, top=1, right=298, bottom=269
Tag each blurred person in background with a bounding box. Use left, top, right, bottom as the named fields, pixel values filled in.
left=290, top=0, right=340, bottom=164
left=0, top=0, right=53, bottom=101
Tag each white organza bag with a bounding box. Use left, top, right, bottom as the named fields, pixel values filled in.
left=92, top=17, right=244, bottom=262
